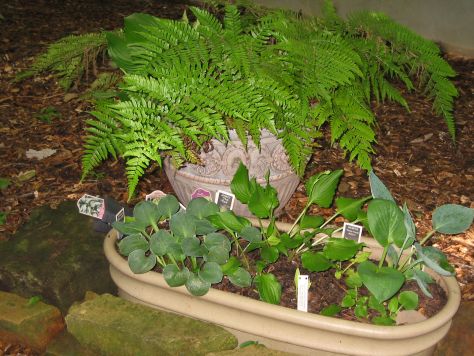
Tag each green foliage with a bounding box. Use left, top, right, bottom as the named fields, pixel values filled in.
left=19, top=32, right=109, bottom=90
left=35, top=106, right=62, bottom=123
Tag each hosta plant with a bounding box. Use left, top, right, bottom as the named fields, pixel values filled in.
left=113, top=162, right=473, bottom=324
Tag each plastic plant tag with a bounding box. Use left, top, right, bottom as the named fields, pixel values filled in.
left=297, top=275, right=309, bottom=312
left=77, top=194, right=105, bottom=219
left=145, top=190, right=167, bottom=203
left=191, top=188, right=212, bottom=201
left=342, top=222, right=363, bottom=242
left=115, top=208, right=125, bottom=240
left=215, top=190, right=235, bottom=211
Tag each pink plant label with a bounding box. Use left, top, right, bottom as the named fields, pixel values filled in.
left=77, top=194, right=105, bottom=219
left=191, top=188, right=212, bottom=201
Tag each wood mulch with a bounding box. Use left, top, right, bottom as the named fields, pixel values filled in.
left=0, top=0, right=473, bottom=313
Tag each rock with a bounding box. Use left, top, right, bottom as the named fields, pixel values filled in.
left=0, top=291, right=65, bottom=352
left=434, top=301, right=474, bottom=356
left=66, top=294, right=238, bottom=356
left=45, top=331, right=96, bottom=356
left=0, top=201, right=116, bottom=312
left=25, top=148, right=57, bottom=160
left=207, top=344, right=296, bottom=355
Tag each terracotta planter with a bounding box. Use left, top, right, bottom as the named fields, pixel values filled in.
left=163, top=130, right=300, bottom=217
left=103, top=223, right=461, bottom=356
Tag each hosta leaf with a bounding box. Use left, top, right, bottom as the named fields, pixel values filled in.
left=133, top=201, right=161, bottom=229
left=405, top=268, right=433, bottom=298
left=221, top=256, right=241, bottom=275
left=323, top=237, right=361, bottom=261
left=248, top=183, right=279, bottom=218
left=199, top=262, right=223, bottom=284
left=256, top=273, right=281, bottom=305
left=398, top=291, right=418, bottom=310
left=301, top=251, right=332, bottom=272
left=228, top=267, right=252, bottom=288
left=401, top=203, right=416, bottom=249
left=260, top=246, right=279, bottom=263
left=280, top=233, right=304, bottom=249
left=195, top=219, right=217, bottom=235
left=118, top=233, right=148, bottom=256
left=369, top=171, right=395, bottom=202
left=204, top=233, right=231, bottom=252
left=187, top=198, right=220, bottom=219
left=432, top=204, right=474, bottom=234
left=182, top=236, right=204, bottom=257
left=185, top=273, right=211, bottom=296
left=127, top=249, right=156, bottom=274
left=368, top=199, right=406, bottom=247
left=300, top=215, right=325, bottom=229
left=336, top=197, right=371, bottom=221
left=306, top=170, right=343, bottom=208
left=156, top=195, right=180, bottom=218
left=230, top=162, right=254, bottom=204
left=358, top=261, right=404, bottom=302
left=414, top=243, right=455, bottom=276
left=150, top=230, right=174, bottom=256
left=206, top=245, right=229, bottom=265
left=163, top=265, right=190, bottom=287
left=170, top=212, right=196, bottom=239
left=207, top=211, right=246, bottom=233
left=112, top=220, right=147, bottom=235
left=239, top=226, right=262, bottom=243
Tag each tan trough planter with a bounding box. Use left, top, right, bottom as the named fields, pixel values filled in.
left=163, top=130, right=300, bottom=217
left=103, top=222, right=461, bottom=356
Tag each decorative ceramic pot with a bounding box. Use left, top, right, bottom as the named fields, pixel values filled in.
left=163, top=130, right=300, bottom=217
left=104, top=222, right=461, bottom=356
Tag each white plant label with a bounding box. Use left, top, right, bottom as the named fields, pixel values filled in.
left=297, top=275, right=309, bottom=312
left=342, top=222, right=363, bottom=242
left=215, top=190, right=235, bottom=211
left=115, top=208, right=125, bottom=240
left=145, top=190, right=167, bottom=203
left=77, top=194, right=105, bottom=219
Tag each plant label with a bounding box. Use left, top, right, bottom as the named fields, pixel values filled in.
left=342, top=222, right=363, bottom=242
left=191, top=188, right=212, bottom=201
left=297, top=275, right=309, bottom=312
left=145, top=190, right=167, bottom=204
left=215, top=190, right=235, bottom=211
left=77, top=194, right=105, bottom=219
left=115, top=208, right=125, bottom=240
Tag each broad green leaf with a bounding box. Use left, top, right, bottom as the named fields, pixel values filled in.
left=300, top=215, right=325, bottom=229
left=199, top=262, right=223, bottom=284
left=256, top=273, right=281, bottom=305
left=267, top=235, right=280, bottom=246
left=206, top=245, right=229, bottom=265
left=354, top=303, right=368, bottom=318
left=221, top=256, right=242, bottom=275
left=414, top=244, right=455, bottom=276
left=368, top=296, right=385, bottom=314
left=228, top=267, right=252, bottom=287
left=156, top=195, right=180, bottom=218
left=306, top=170, right=343, bottom=207
left=372, top=316, right=395, bottom=326
left=150, top=230, right=174, bottom=256
left=280, top=233, right=304, bottom=249
left=369, top=171, right=395, bottom=202
left=336, top=197, right=371, bottom=221
left=341, top=294, right=355, bottom=307
left=187, top=198, right=219, bottom=219
left=118, top=233, right=148, bottom=256
left=357, top=210, right=371, bottom=235
left=133, top=201, right=161, bottom=229
left=388, top=297, right=398, bottom=313
left=204, top=233, right=231, bottom=252
left=127, top=249, right=156, bottom=274
left=239, top=226, right=262, bottom=243
left=358, top=261, right=405, bottom=302
left=182, top=236, right=204, bottom=257
left=398, top=291, right=418, bottom=310
left=432, top=204, right=474, bottom=234
left=261, top=246, right=279, bottom=263
left=170, top=212, right=196, bottom=239
left=368, top=199, right=406, bottom=247
left=401, top=203, right=416, bottom=249
left=112, top=220, right=147, bottom=235
left=230, top=162, right=254, bottom=204
left=323, top=238, right=361, bottom=261
left=320, top=304, right=342, bottom=316
left=167, top=242, right=185, bottom=261
left=345, top=270, right=362, bottom=288
left=301, top=251, right=332, bottom=272
left=185, top=273, right=211, bottom=296
left=207, top=211, right=245, bottom=233
left=195, top=219, right=217, bottom=235
left=248, top=182, right=279, bottom=218
left=405, top=268, right=433, bottom=298
left=163, top=265, right=190, bottom=287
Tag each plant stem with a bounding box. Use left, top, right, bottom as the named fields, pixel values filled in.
left=288, top=205, right=309, bottom=237
left=378, top=246, right=389, bottom=269
left=419, top=230, right=436, bottom=246
left=320, top=212, right=340, bottom=229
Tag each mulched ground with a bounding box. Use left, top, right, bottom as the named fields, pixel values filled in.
left=0, top=0, right=473, bottom=314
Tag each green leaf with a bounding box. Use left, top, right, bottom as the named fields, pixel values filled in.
left=187, top=198, right=220, bottom=219
left=156, top=195, right=180, bottom=219
left=414, top=244, right=455, bottom=276
left=221, top=256, right=242, bottom=275
left=306, top=170, right=343, bottom=208
left=182, top=236, right=204, bottom=257
left=228, top=267, right=252, bottom=287
left=432, top=204, right=474, bottom=234
left=118, top=233, right=149, bottom=256
left=256, top=273, right=282, bottom=305
left=204, top=233, right=231, bottom=252
left=0, top=212, right=6, bottom=225
left=388, top=297, right=398, bottom=313
left=150, top=230, right=175, bottom=256
left=357, top=210, right=371, bottom=235
left=372, top=316, right=395, bottom=325
left=300, top=215, right=325, bottom=229
left=358, top=261, right=405, bottom=302
left=345, top=270, right=362, bottom=288
left=401, top=203, right=416, bottom=249
left=398, top=291, right=418, bottom=310
left=26, top=296, right=42, bottom=307
left=185, top=273, right=211, bottom=296
left=112, top=220, right=148, bottom=235
left=199, top=262, right=223, bottom=284
left=133, top=201, right=161, bottom=229
left=261, top=246, right=279, bottom=263
left=368, top=199, right=407, bottom=247
left=336, top=197, right=371, bottom=221
left=239, top=226, right=262, bottom=243
left=369, top=171, right=395, bottom=202
left=230, top=162, right=254, bottom=204
left=0, top=178, right=10, bottom=190
left=163, top=265, right=190, bottom=287
left=206, top=245, right=229, bottom=265
left=127, top=249, right=156, bottom=274
left=248, top=182, right=279, bottom=218
left=207, top=211, right=246, bottom=233
left=368, top=295, right=385, bottom=314
left=341, top=294, right=355, bottom=307
left=320, top=304, right=342, bottom=317
left=106, top=31, right=134, bottom=71
left=405, top=268, right=433, bottom=298
left=354, top=303, right=368, bottom=318
left=167, top=242, right=185, bottom=261
left=323, top=238, right=361, bottom=261
left=195, top=219, right=217, bottom=235
left=301, top=251, right=332, bottom=272
left=170, top=212, right=196, bottom=239
left=280, top=233, right=303, bottom=249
